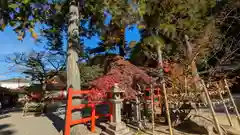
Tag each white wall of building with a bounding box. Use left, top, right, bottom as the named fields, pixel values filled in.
left=0, top=82, right=30, bottom=89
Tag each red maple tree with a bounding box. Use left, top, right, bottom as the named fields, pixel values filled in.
left=88, top=56, right=152, bottom=101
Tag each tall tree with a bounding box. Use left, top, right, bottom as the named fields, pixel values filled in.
left=1, top=1, right=110, bottom=133
left=0, top=0, right=54, bottom=40
left=66, top=1, right=83, bottom=124
left=6, top=50, right=65, bottom=91
left=128, top=0, right=217, bottom=103
left=88, top=0, right=139, bottom=57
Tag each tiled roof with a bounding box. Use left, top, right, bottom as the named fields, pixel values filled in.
left=18, top=73, right=67, bottom=91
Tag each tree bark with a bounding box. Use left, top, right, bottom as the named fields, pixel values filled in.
left=41, top=81, right=46, bottom=91
left=156, top=45, right=163, bottom=69
left=184, top=35, right=207, bottom=104
left=119, top=26, right=126, bottom=57
left=66, top=0, right=82, bottom=125
left=42, top=81, right=46, bottom=99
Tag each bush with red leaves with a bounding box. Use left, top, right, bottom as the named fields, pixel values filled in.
left=88, top=88, right=107, bottom=103
left=88, top=56, right=152, bottom=101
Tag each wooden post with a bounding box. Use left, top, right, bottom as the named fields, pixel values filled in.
left=216, top=83, right=233, bottom=127
left=156, top=40, right=173, bottom=135
left=150, top=85, right=155, bottom=135
left=224, top=79, right=240, bottom=125
left=163, top=81, right=173, bottom=135
left=64, top=88, right=73, bottom=135
left=91, top=104, right=96, bottom=132
left=66, top=0, right=82, bottom=121
left=201, top=80, right=223, bottom=135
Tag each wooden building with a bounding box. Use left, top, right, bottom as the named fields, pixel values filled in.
left=0, top=86, right=20, bottom=108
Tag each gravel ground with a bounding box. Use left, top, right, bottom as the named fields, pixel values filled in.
left=0, top=94, right=239, bottom=135
left=0, top=110, right=65, bottom=135
left=0, top=103, right=108, bottom=135
left=0, top=110, right=239, bottom=135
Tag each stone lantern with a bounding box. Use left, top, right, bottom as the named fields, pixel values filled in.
left=128, top=91, right=145, bottom=130
left=101, top=83, right=132, bottom=135
left=109, top=83, right=124, bottom=123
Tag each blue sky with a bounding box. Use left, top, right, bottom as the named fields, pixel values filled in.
left=0, top=24, right=140, bottom=80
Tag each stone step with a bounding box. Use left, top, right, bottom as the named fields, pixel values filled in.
left=100, top=122, right=109, bottom=127
left=100, top=122, right=133, bottom=135
left=127, top=124, right=140, bottom=131
left=102, top=129, right=133, bottom=135
left=109, top=123, right=128, bottom=131
left=105, top=126, right=130, bottom=135
left=99, top=122, right=110, bottom=131
left=100, top=131, right=109, bottom=135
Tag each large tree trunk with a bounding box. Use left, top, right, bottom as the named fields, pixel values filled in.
left=41, top=81, right=46, bottom=100
left=65, top=0, right=82, bottom=132
left=184, top=35, right=207, bottom=104
left=119, top=26, right=126, bottom=57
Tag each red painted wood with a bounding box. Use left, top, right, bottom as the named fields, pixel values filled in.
left=64, top=88, right=112, bottom=135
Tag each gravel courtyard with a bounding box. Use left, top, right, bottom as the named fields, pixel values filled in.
left=0, top=110, right=65, bottom=135
left=0, top=96, right=240, bottom=135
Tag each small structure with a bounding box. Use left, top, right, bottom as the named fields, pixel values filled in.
left=0, top=86, right=19, bottom=108
left=0, top=78, right=31, bottom=108
left=129, top=93, right=144, bottom=130
left=18, top=73, right=67, bottom=102
left=101, top=83, right=132, bottom=135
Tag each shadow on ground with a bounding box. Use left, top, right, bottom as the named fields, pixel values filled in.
left=1, top=107, right=22, bottom=114
left=0, top=107, right=22, bottom=121
left=45, top=113, right=65, bottom=133
left=0, top=114, right=11, bottom=120
left=0, top=107, right=20, bottom=134
left=45, top=103, right=110, bottom=133
left=174, top=119, right=208, bottom=134
left=44, top=102, right=66, bottom=133
left=0, top=124, right=16, bottom=135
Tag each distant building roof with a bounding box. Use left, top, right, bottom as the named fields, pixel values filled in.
left=0, top=78, right=31, bottom=83
left=17, top=73, right=66, bottom=92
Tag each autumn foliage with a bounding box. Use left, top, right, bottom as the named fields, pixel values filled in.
left=88, top=56, right=152, bottom=101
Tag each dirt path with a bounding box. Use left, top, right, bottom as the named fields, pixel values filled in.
left=0, top=111, right=63, bottom=135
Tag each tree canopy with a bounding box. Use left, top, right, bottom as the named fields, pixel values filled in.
left=6, top=50, right=66, bottom=89
left=1, top=0, right=240, bottom=93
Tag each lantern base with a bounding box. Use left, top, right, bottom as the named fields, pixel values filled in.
left=100, top=122, right=133, bottom=135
